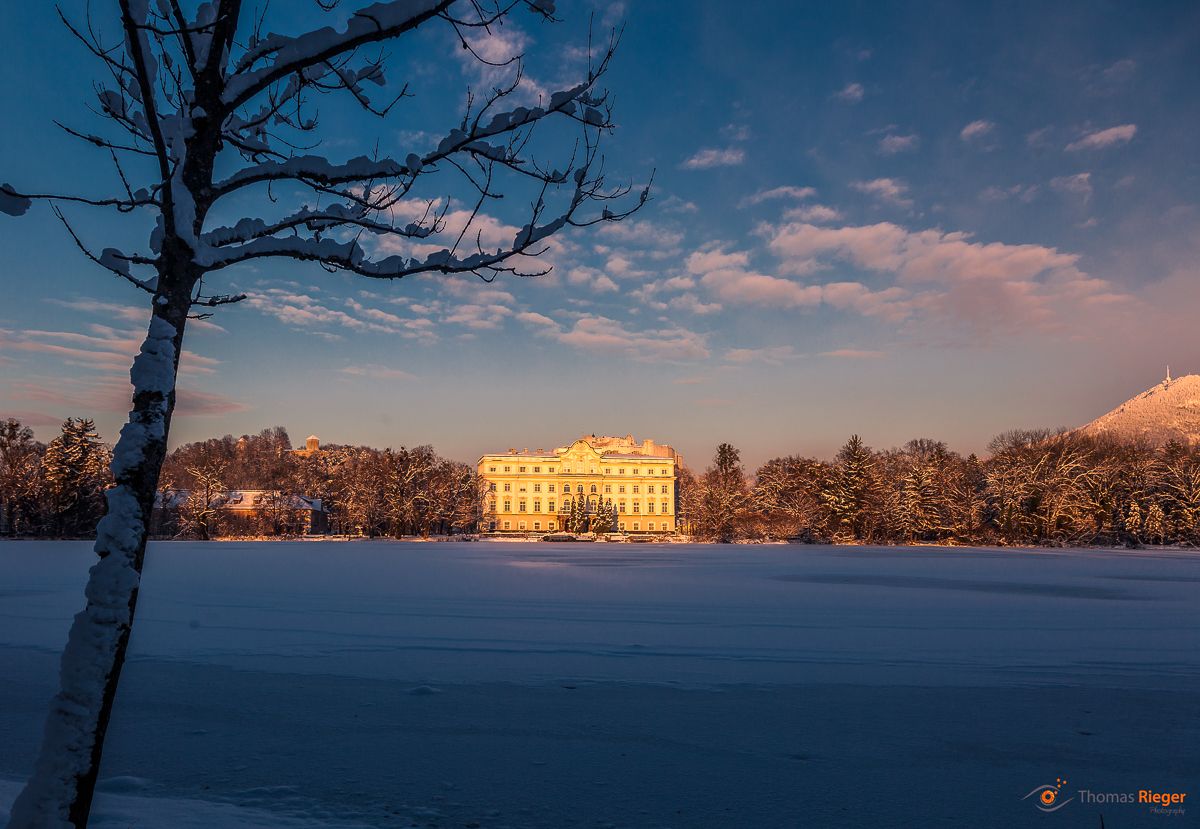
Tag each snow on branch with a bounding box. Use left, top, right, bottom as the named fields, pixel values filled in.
left=220, top=1, right=451, bottom=111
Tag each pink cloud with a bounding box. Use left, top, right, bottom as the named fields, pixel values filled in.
left=1065, top=124, right=1137, bottom=151
left=517, top=312, right=709, bottom=362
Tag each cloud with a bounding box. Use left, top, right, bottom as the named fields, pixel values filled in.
left=442, top=303, right=513, bottom=330
left=176, top=389, right=250, bottom=416
left=46, top=297, right=146, bottom=325
left=565, top=265, right=619, bottom=293
left=980, top=184, right=1038, bottom=203
left=721, top=123, right=751, bottom=142
left=878, top=133, right=919, bottom=155
left=685, top=247, right=751, bottom=275
left=782, top=204, right=844, bottom=223
left=1026, top=126, right=1053, bottom=148
left=245, top=288, right=434, bottom=339
left=9, top=375, right=245, bottom=418
left=835, top=83, right=864, bottom=103
left=724, top=345, right=799, bottom=365
left=851, top=178, right=913, bottom=207
left=1050, top=172, right=1093, bottom=202
left=960, top=120, right=995, bottom=142
left=668, top=293, right=723, bottom=315
left=518, top=312, right=709, bottom=361
left=659, top=195, right=699, bottom=214
left=738, top=186, right=818, bottom=208
left=339, top=364, right=418, bottom=381
left=596, top=220, right=685, bottom=252
left=759, top=219, right=1120, bottom=335
left=0, top=325, right=216, bottom=377
left=1065, top=124, right=1137, bottom=151
left=1100, top=58, right=1137, bottom=83
left=681, top=147, right=745, bottom=170
left=820, top=349, right=885, bottom=359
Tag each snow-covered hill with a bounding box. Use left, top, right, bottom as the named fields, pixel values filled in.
left=1078, top=373, right=1200, bottom=445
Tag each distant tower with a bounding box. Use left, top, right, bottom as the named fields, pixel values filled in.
left=1166, top=365, right=1172, bottom=384
left=306, top=435, right=320, bottom=453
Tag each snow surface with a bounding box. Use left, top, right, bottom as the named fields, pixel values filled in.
left=2, top=540, right=1198, bottom=827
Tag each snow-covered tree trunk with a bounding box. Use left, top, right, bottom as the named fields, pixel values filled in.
left=9, top=282, right=192, bottom=827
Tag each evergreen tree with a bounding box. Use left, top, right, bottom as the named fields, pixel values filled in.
left=591, top=498, right=615, bottom=534
left=1144, top=502, right=1166, bottom=545
left=697, top=443, right=750, bottom=542
left=568, top=495, right=590, bottom=534
left=823, top=435, right=878, bottom=542
left=1124, top=500, right=1143, bottom=544
left=42, top=418, right=110, bottom=537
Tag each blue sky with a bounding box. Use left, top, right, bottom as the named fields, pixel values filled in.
left=1, top=0, right=1198, bottom=468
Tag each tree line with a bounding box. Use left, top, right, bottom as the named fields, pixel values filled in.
left=680, top=433, right=1200, bottom=546
left=0, top=418, right=477, bottom=539
left=3, top=415, right=1199, bottom=546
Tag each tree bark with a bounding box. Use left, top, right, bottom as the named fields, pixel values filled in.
left=9, top=272, right=192, bottom=829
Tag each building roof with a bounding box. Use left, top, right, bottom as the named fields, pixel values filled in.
left=480, top=435, right=677, bottom=464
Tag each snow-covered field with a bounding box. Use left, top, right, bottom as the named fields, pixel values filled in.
left=2, top=541, right=1197, bottom=827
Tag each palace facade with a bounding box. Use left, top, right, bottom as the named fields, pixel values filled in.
left=478, top=435, right=679, bottom=534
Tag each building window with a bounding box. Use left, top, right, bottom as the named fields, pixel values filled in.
left=503, top=466, right=510, bottom=472
left=590, top=484, right=597, bottom=493
left=564, top=466, right=571, bottom=473
left=619, top=502, right=626, bottom=513
left=503, top=483, right=511, bottom=492
left=533, top=500, right=541, bottom=512
left=633, top=503, right=640, bottom=513
left=488, top=466, right=496, bottom=472
left=604, top=468, right=611, bottom=474
left=632, top=485, right=639, bottom=494
left=488, top=521, right=496, bottom=531
left=633, top=468, right=640, bottom=475
left=604, top=484, right=612, bottom=494
left=620, top=468, right=625, bottom=475
left=548, top=500, right=555, bottom=513
left=661, top=500, right=669, bottom=513
left=533, top=483, right=541, bottom=493
left=519, top=466, right=526, bottom=473
left=648, top=502, right=655, bottom=513
left=534, top=466, right=541, bottom=473
left=618, top=485, right=626, bottom=494
left=503, top=500, right=511, bottom=512
left=534, top=521, right=541, bottom=530
left=633, top=523, right=640, bottom=531
left=577, top=484, right=585, bottom=493
left=548, top=484, right=556, bottom=493
left=549, top=520, right=556, bottom=530
left=519, top=521, right=526, bottom=530
left=489, top=482, right=496, bottom=491
left=519, top=501, right=527, bottom=512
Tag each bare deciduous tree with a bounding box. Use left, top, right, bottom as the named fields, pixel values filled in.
left=2, top=2, right=645, bottom=824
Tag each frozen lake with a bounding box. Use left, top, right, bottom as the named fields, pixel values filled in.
left=2, top=540, right=1198, bottom=827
